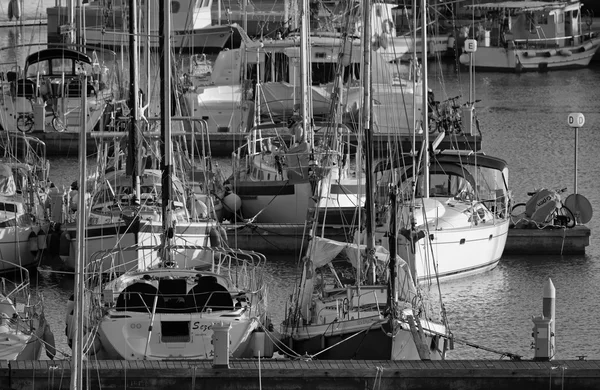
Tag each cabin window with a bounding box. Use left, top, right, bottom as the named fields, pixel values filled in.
left=171, top=1, right=180, bottom=13
left=51, top=58, right=74, bottom=75
left=263, top=52, right=289, bottom=83
left=26, top=61, right=50, bottom=78
left=0, top=202, right=16, bottom=213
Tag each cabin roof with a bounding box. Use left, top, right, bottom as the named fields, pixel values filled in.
left=24, top=48, right=93, bottom=69
left=465, top=1, right=569, bottom=12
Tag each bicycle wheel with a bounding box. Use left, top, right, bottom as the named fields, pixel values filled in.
left=52, top=116, right=66, bottom=132
left=16, top=115, right=34, bottom=133
left=554, top=205, right=576, bottom=228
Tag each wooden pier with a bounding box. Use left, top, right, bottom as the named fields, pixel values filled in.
left=4, top=359, right=600, bottom=389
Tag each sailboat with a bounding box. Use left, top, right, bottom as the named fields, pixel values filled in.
left=0, top=44, right=120, bottom=135
left=279, top=0, right=450, bottom=360
left=375, top=0, right=512, bottom=283
left=0, top=132, right=51, bottom=271
left=47, top=0, right=238, bottom=51
left=224, top=1, right=423, bottom=225
left=65, top=0, right=269, bottom=360
left=57, top=0, right=228, bottom=273
left=0, top=261, right=55, bottom=361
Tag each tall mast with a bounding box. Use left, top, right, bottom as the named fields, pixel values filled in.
left=127, top=0, right=141, bottom=200
left=160, top=0, right=173, bottom=263
left=361, top=0, right=376, bottom=284
left=300, top=0, right=312, bottom=144
left=70, top=74, right=88, bottom=390
left=421, top=0, right=429, bottom=198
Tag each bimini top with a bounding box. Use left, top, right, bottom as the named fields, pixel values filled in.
left=465, top=1, right=570, bottom=12
left=24, top=48, right=93, bottom=70
left=375, top=151, right=508, bottom=173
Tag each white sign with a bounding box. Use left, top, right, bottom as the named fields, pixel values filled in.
left=464, top=39, right=477, bottom=53
left=567, top=113, right=585, bottom=128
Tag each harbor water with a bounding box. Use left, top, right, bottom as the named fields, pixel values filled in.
left=4, top=1, right=600, bottom=362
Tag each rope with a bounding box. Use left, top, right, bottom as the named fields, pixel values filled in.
left=372, top=366, right=383, bottom=390
left=309, top=320, right=381, bottom=359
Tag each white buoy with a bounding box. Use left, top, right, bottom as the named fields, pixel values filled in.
left=223, top=192, right=242, bottom=213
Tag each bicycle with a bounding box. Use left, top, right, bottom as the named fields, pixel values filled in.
left=16, top=111, right=34, bottom=133
left=428, top=95, right=481, bottom=135
left=510, top=187, right=575, bottom=228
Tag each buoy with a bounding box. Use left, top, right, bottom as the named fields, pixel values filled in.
left=37, top=229, right=47, bottom=250
left=28, top=231, right=38, bottom=253
left=194, top=199, right=208, bottom=219
left=582, top=41, right=594, bottom=51
left=559, top=49, right=572, bottom=57
left=223, top=192, right=242, bottom=213
left=43, top=323, right=56, bottom=360
left=379, top=34, right=389, bottom=50
left=218, top=225, right=228, bottom=246
left=458, top=53, right=470, bottom=65
left=210, top=227, right=222, bottom=247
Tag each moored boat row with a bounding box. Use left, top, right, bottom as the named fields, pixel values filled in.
left=0, top=1, right=594, bottom=383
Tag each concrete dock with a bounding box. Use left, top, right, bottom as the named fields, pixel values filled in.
left=225, top=223, right=591, bottom=255
left=505, top=225, right=591, bottom=255
left=5, top=359, right=600, bottom=389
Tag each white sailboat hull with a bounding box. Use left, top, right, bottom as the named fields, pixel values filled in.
left=461, top=43, right=600, bottom=72
left=0, top=225, right=46, bottom=271
left=413, top=219, right=509, bottom=282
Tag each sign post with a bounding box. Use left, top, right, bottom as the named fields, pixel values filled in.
left=464, top=39, right=477, bottom=135
left=567, top=113, right=585, bottom=195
